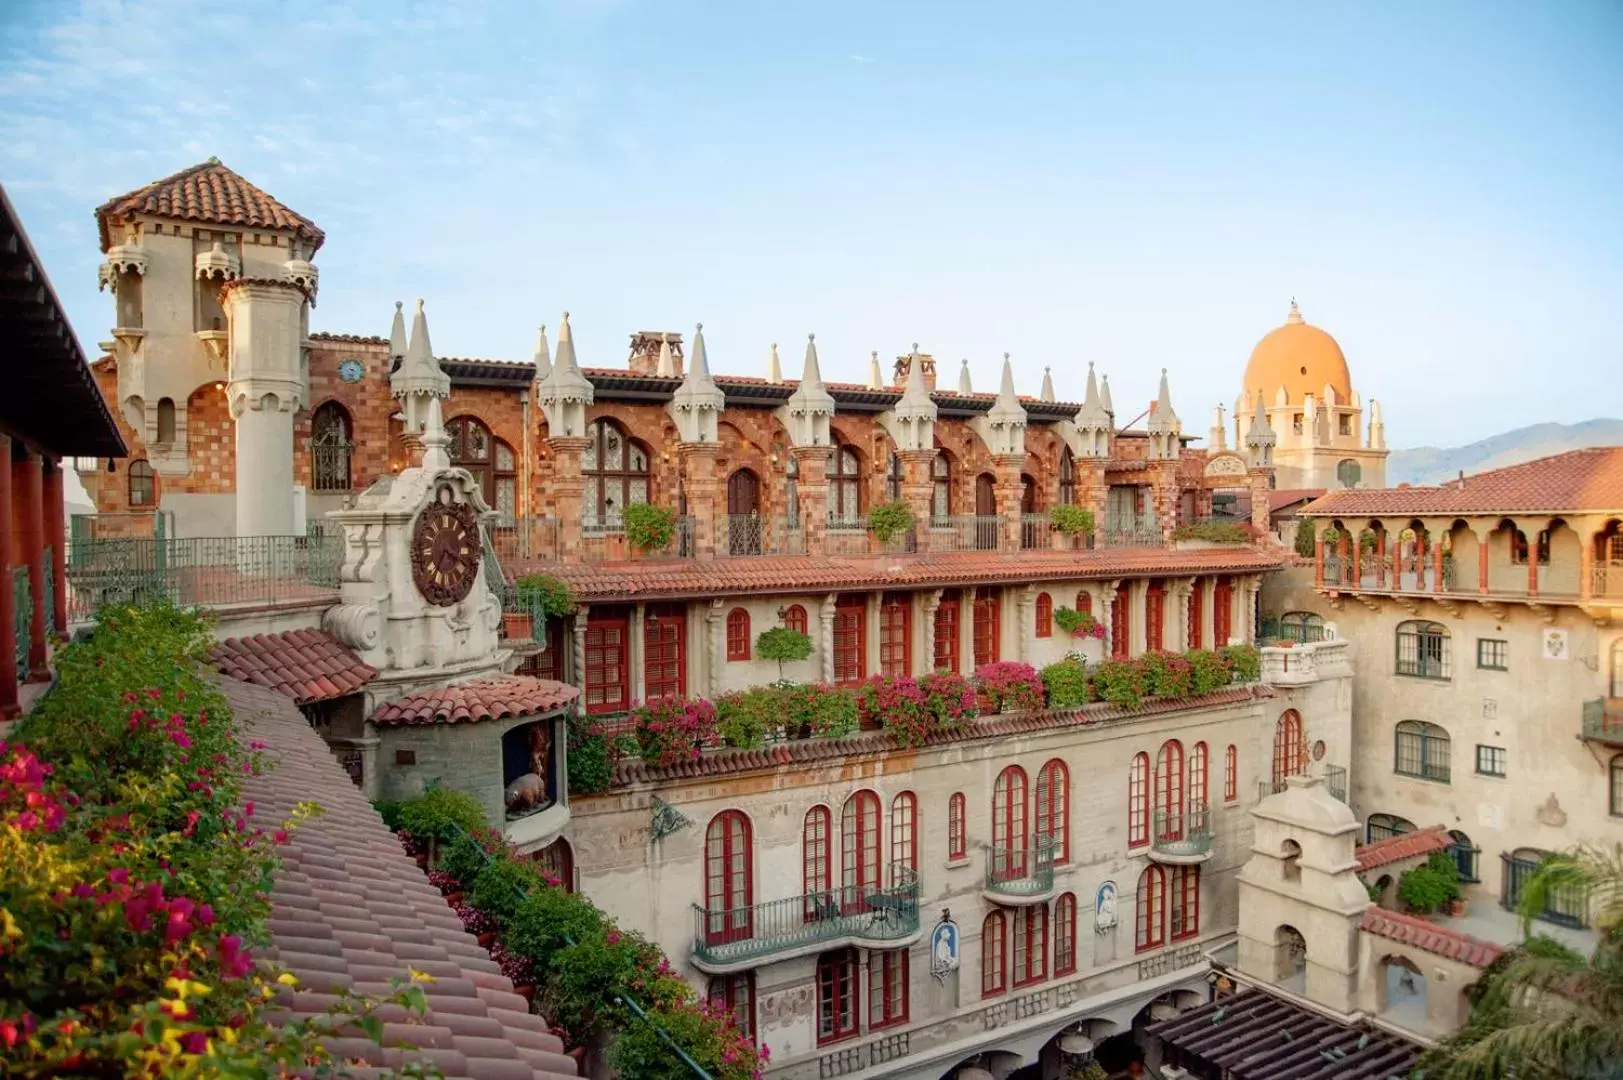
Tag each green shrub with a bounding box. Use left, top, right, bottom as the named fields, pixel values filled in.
left=470, top=858, right=547, bottom=928
left=1172, top=521, right=1253, bottom=543
left=394, top=785, right=489, bottom=843
left=715, top=689, right=774, bottom=749
left=919, top=671, right=978, bottom=728
left=1220, top=643, right=1262, bottom=681
left=623, top=502, right=677, bottom=551
left=1093, top=658, right=1148, bottom=709
left=756, top=625, right=813, bottom=679
left=441, top=828, right=504, bottom=888
left=781, top=682, right=859, bottom=739
left=566, top=714, right=614, bottom=795
left=1294, top=518, right=1315, bottom=557
left=515, top=572, right=578, bottom=617
left=1041, top=657, right=1092, bottom=707
left=501, top=884, right=605, bottom=972
left=1049, top=504, right=1095, bottom=536
left=1186, top=649, right=1232, bottom=695
left=866, top=500, right=915, bottom=542
left=1397, top=861, right=1460, bottom=914
left=1141, top=650, right=1194, bottom=698
left=607, top=994, right=763, bottom=1080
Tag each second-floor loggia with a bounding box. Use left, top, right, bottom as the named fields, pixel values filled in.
left=690, top=864, right=921, bottom=973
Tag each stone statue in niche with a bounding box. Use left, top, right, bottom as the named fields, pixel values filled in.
left=503, top=719, right=555, bottom=818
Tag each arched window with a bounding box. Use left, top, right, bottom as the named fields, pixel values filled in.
left=155, top=397, right=176, bottom=445
left=1448, top=829, right=1481, bottom=883
left=816, top=948, right=860, bottom=1043
left=1013, top=905, right=1047, bottom=986
left=1394, top=720, right=1451, bottom=782
left=931, top=453, right=952, bottom=518
left=1189, top=742, right=1209, bottom=811
left=703, top=810, right=752, bottom=945
left=1136, top=866, right=1166, bottom=952
left=708, top=973, right=755, bottom=1039
left=1034, top=592, right=1053, bottom=638
left=1611, top=755, right=1623, bottom=819
left=1365, top=813, right=1416, bottom=843
left=981, top=911, right=1007, bottom=997
left=582, top=418, right=649, bottom=528
left=1058, top=447, right=1075, bottom=506
left=1074, top=591, right=1092, bottom=616
left=1278, top=611, right=1325, bottom=644
left=803, top=806, right=832, bottom=907
left=1154, top=740, right=1185, bottom=838
left=841, top=790, right=881, bottom=895
left=783, top=604, right=809, bottom=635
left=1035, top=759, right=1069, bottom=863
left=1170, top=866, right=1200, bottom=940
left=885, top=452, right=903, bottom=502
left=1396, top=620, right=1451, bottom=680
left=828, top=440, right=862, bottom=520
left=311, top=401, right=353, bottom=492
left=448, top=416, right=518, bottom=521
left=531, top=837, right=573, bottom=891
left=1053, top=893, right=1078, bottom=975
left=1145, top=581, right=1165, bottom=650
left=1224, top=744, right=1238, bottom=802
left=1128, top=752, right=1150, bottom=848
left=1272, top=710, right=1306, bottom=786
left=991, top=766, right=1028, bottom=878
left=725, top=608, right=751, bottom=661
left=127, top=459, right=156, bottom=508
left=890, top=792, right=917, bottom=872
left=948, top=792, right=967, bottom=860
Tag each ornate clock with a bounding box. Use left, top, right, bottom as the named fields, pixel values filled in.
left=337, top=358, right=365, bottom=383
left=411, top=492, right=481, bottom=606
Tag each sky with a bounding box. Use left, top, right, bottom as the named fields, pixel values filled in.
left=2, top=0, right=1621, bottom=464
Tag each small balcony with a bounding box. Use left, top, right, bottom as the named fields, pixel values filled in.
left=1257, top=766, right=1348, bottom=805
left=690, top=865, right=920, bottom=973
left=1149, top=805, right=1213, bottom=864
left=982, top=836, right=1058, bottom=904
left=1581, top=698, right=1623, bottom=745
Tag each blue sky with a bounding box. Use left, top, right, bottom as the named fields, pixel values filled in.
left=2, top=0, right=1620, bottom=452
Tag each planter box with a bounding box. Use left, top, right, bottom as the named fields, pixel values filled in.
left=602, top=534, right=628, bottom=560
left=502, top=612, right=534, bottom=641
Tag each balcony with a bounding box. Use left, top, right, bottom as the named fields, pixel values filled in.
left=1257, top=766, right=1348, bottom=804
left=689, top=866, right=920, bottom=973
left=1149, top=805, right=1212, bottom=864
left=982, top=836, right=1058, bottom=904
left=1581, top=698, right=1623, bottom=745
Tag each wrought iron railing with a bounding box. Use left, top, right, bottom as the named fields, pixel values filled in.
left=690, top=864, right=920, bottom=966
left=1020, top=513, right=1046, bottom=550
left=63, top=533, right=343, bottom=622
left=1582, top=698, right=1623, bottom=742
left=1257, top=767, right=1347, bottom=804
left=1101, top=517, right=1164, bottom=547
left=1260, top=616, right=1326, bottom=644
left=926, top=515, right=1008, bottom=552
left=1500, top=852, right=1589, bottom=929
left=1151, top=804, right=1212, bottom=859
left=13, top=566, right=30, bottom=681
left=310, top=442, right=354, bottom=493
left=983, top=836, right=1057, bottom=897
left=42, top=545, right=55, bottom=641
left=719, top=514, right=805, bottom=557
left=1594, top=563, right=1623, bottom=599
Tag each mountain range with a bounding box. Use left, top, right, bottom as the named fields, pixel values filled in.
left=1388, top=419, right=1623, bottom=486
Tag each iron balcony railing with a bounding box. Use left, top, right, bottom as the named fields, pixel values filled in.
left=1260, top=617, right=1327, bottom=645
left=309, top=442, right=354, bottom=493
left=719, top=514, right=805, bottom=557
left=1019, top=513, right=1046, bottom=550
left=1101, top=516, right=1164, bottom=548
left=42, top=544, right=55, bottom=641
left=927, top=515, right=1009, bottom=552
left=1582, top=698, right=1623, bottom=743
left=1257, top=768, right=1348, bottom=804
left=690, top=864, right=920, bottom=967
left=1593, top=563, right=1623, bottom=599
left=13, top=566, right=30, bottom=681
left=1151, top=804, right=1213, bottom=859
left=63, top=533, right=343, bottom=622
left=983, top=836, right=1058, bottom=897
left=1500, top=852, right=1589, bottom=929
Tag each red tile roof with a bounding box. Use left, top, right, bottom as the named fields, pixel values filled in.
left=223, top=677, right=578, bottom=1079
left=372, top=676, right=579, bottom=726
left=1360, top=906, right=1505, bottom=968
left=1354, top=825, right=1453, bottom=873
left=96, top=158, right=325, bottom=253
left=518, top=546, right=1286, bottom=603
left=1268, top=488, right=1325, bottom=514
left=210, top=629, right=377, bottom=706
left=1303, top=447, right=1623, bottom=518
left=607, top=684, right=1272, bottom=787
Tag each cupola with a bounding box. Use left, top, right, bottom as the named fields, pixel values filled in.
left=195, top=240, right=239, bottom=282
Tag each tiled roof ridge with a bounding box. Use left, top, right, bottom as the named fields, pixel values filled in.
left=95, top=158, right=325, bottom=252
left=603, top=683, right=1272, bottom=788
left=310, top=331, right=389, bottom=345
left=372, top=675, right=579, bottom=726
left=209, top=628, right=378, bottom=707
left=1303, top=445, right=1623, bottom=516
left=1353, top=823, right=1452, bottom=872
left=1360, top=905, right=1505, bottom=968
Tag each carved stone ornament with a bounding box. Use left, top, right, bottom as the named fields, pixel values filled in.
left=411, top=487, right=481, bottom=606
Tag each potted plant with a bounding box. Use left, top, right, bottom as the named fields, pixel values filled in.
left=623, top=503, right=677, bottom=555
left=1053, top=606, right=1106, bottom=640
left=1049, top=505, right=1095, bottom=550
left=1397, top=853, right=1461, bottom=916
left=515, top=572, right=578, bottom=619
left=502, top=610, right=534, bottom=641
left=866, top=500, right=915, bottom=552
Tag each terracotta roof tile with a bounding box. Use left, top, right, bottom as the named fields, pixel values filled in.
left=1360, top=905, right=1505, bottom=968
left=1268, top=488, right=1325, bottom=514
left=1354, top=824, right=1453, bottom=873
left=222, top=677, right=578, bottom=1080
left=1303, top=446, right=1623, bottom=518
left=514, top=546, right=1286, bottom=604
left=97, top=159, right=325, bottom=252
left=607, top=684, right=1272, bottom=787
left=372, top=675, right=579, bottom=725
left=209, top=629, right=378, bottom=707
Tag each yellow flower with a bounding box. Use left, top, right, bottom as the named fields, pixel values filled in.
left=408, top=968, right=437, bottom=984
left=217, top=1025, right=239, bottom=1046
left=164, top=976, right=212, bottom=1001
left=0, top=908, right=19, bottom=941
left=276, top=972, right=299, bottom=987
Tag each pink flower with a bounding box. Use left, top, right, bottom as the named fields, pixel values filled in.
left=217, top=934, right=253, bottom=979
left=249, top=740, right=267, bottom=751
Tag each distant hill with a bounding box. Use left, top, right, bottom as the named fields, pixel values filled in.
left=1388, top=419, right=1623, bottom=486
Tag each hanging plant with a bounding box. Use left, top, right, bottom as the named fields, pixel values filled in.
left=623, top=503, right=677, bottom=552
left=1053, top=606, right=1105, bottom=639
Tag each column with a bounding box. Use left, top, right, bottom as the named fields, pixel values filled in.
left=1100, top=580, right=1119, bottom=660
left=43, top=457, right=66, bottom=637
left=1433, top=531, right=1447, bottom=595
left=1580, top=532, right=1595, bottom=601
left=1337, top=531, right=1352, bottom=589
left=959, top=589, right=975, bottom=673
left=1016, top=585, right=1034, bottom=663
left=993, top=454, right=1023, bottom=549
left=1374, top=529, right=1387, bottom=589
left=1390, top=529, right=1402, bottom=590
left=1177, top=578, right=1195, bottom=652
left=1248, top=471, right=1270, bottom=532
left=922, top=589, right=942, bottom=676
left=548, top=437, right=590, bottom=563
left=819, top=594, right=836, bottom=683
left=571, top=616, right=587, bottom=711
left=707, top=599, right=725, bottom=697
left=678, top=444, right=719, bottom=559
left=14, top=450, right=45, bottom=680
left=898, top=450, right=936, bottom=552
left=0, top=436, right=15, bottom=719
left=1479, top=532, right=1491, bottom=595
left=630, top=602, right=646, bottom=704
left=1523, top=521, right=1539, bottom=597
left=866, top=591, right=882, bottom=677
left=792, top=447, right=829, bottom=556
left=225, top=280, right=305, bottom=537
left=1313, top=528, right=1326, bottom=588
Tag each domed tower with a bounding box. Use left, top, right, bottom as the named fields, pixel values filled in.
left=1234, top=300, right=1387, bottom=490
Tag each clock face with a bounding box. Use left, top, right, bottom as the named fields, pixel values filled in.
left=338, top=358, right=365, bottom=383
left=411, top=495, right=481, bottom=606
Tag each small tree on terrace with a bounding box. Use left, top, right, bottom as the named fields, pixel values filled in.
left=756, top=626, right=813, bottom=680
left=1293, top=519, right=1315, bottom=558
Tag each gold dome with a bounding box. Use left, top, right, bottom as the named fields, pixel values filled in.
left=1243, top=301, right=1353, bottom=406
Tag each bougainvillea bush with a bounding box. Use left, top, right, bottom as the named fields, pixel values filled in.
left=860, top=674, right=933, bottom=747
left=1140, top=650, right=1195, bottom=699
left=1040, top=657, right=1093, bottom=708
left=1220, top=643, right=1262, bottom=682
left=919, top=671, right=978, bottom=729
left=632, top=696, right=720, bottom=766
left=1092, top=657, right=1151, bottom=709
left=974, top=661, right=1045, bottom=713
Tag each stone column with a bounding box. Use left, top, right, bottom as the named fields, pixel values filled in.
left=1199, top=578, right=1215, bottom=649
left=819, top=594, right=837, bottom=683
left=866, top=591, right=883, bottom=677
left=43, top=457, right=67, bottom=636
left=571, top=616, right=587, bottom=711
left=13, top=451, right=45, bottom=679
left=630, top=602, right=646, bottom=704
left=678, top=443, right=719, bottom=559
left=1100, top=580, right=1120, bottom=660
left=707, top=599, right=725, bottom=697
left=993, top=454, right=1023, bottom=549
left=1434, top=532, right=1447, bottom=595
left=922, top=589, right=942, bottom=675
left=960, top=589, right=975, bottom=672
left=1016, top=585, right=1034, bottom=663
left=1337, top=531, right=1352, bottom=589
left=1248, top=470, right=1271, bottom=532
left=1177, top=577, right=1195, bottom=652
left=547, top=437, right=590, bottom=563
left=1314, top=527, right=1326, bottom=588
left=1580, top=531, right=1595, bottom=601
left=224, top=280, right=306, bottom=537
left=792, top=447, right=830, bottom=556
left=1391, top=529, right=1403, bottom=590
left=0, top=436, right=15, bottom=719
left=1521, top=520, right=1539, bottom=597
left=898, top=449, right=936, bottom=551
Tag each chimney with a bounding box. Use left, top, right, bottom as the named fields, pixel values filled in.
left=892, top=350, right=938, bottom=390
left=628, top=330, right=684, bottom=377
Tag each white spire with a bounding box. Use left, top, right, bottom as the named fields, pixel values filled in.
left=1209, top=404, right=1228, bottom=451
left=958, top=358, right=973, bottom=395
left=539, top=312, right=594, bottom=437
left=421, top=395, right=451, bottom=472
left=390, top=298, right=450, bottom=430
left=532, top=323, right=552, bottom=380
left=867, top=350, right=883, bottom=390
left=882, top=341, right=938, bottom=452
left=1040, top=366, right=1055, bottom=403
left=975, top=352, right=1028, bottom=457
left=669, top=322, right=725, bottom=443
left=779, top=333, right=836, bottom=447
left=655, top=332, right=676, bottom=378
left=1287, top=298, right=1304, bottom=325
left=1245, top=388, right=1277, bottom=468
left=1369, top=398, right=1386, bottom=450
left=1147, top=368, right=1182, bottom=460
left=767, top=341, right=782, bottom=384
left=1100, top=374, right=1114, bottom=417
left=389, top=301, right=408, bottom=366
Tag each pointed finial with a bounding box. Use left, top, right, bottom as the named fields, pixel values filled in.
left=206, top=155, right=221, bottom=165
left=1040, top=366, right=1055, bottom=403
left=767, top=341, right=782, bottom=383
left=533, top=323, right=552, bottom=379
left=958, top=358, right=973, bottom=395
left=689, top=323, right=712, bottom=378
left=389, top=300, right=407, bottom=360
left=656, top=331, right=676, bottom=378
left=867, top=350, right=883, bottom=389
left=1287, top=298, right=1303, bottom=324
